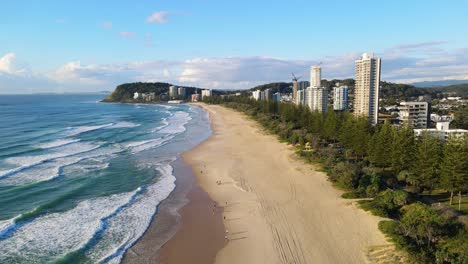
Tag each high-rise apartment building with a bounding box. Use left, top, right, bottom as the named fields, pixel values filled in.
left=306, top=87, right=328, bottom=113
left=169, top=86, right=178, bottom=97
left=296, top=89, right=306, bottom=105
left=307, top=65, right=327, bottom=113
left=272, top=92, right=281, bottom=102
left=201, top=89, right=212, bottom=99
left=310, top=65, right=321, bottom=87
left=299, top=81, right=310, bottom=90
left=333, top=85, right=348, bottom=111
left=293, top=81, right=298, bottom=103
left=354, top=53, right=381, bottom=125
left=178, top=87, right=186, bottom=97
left=252, top=90, right=265, bottom=101
left=264, top=88, right=272, bottom=101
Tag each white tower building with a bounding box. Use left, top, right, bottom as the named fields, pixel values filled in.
left=333, top=85, right=349, bottom=111
left=354, top=53, right=381, bottom=125
left=310, top=65, right=321, bottom=87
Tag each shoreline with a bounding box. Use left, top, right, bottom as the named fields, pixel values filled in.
left=181, top=103, right=392, bottom=263
left=122, top=146, right=225, bottom=264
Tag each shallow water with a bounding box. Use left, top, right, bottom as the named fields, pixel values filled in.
left=0, top=94, right=210, bottom=263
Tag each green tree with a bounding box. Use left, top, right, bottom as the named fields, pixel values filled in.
left=322, top=110, right=337, bottom=142
left=390, top=127, right=415, bottom=173
left=409, top=133, right=442, bottom=192
left=368, top=122, right=393, bottom=167
left=440, top=136, right=468, bottom=210
left=400, top=203, right=455, bottom=248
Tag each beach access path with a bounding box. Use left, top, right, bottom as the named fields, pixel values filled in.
left=184, top=104, right=393, bottom=264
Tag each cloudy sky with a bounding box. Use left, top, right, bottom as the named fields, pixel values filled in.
left=1, top=0, right=467, bottom=93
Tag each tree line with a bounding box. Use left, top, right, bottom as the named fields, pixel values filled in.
left=203, top=95, right=467, bottom=263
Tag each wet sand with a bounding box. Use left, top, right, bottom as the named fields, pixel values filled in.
left=123, top=158, right=225, bottom=264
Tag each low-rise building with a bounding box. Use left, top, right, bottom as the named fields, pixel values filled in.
left=414, top=121, right=468, bottom=140
left=191, top=93, right=201, bottom=102
left=399, top=101, right=429, bottom=128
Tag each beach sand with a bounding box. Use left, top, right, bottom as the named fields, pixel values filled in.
left=181, top=104, right=391, bottom=264
left=123, top=158, right=226, bottom=264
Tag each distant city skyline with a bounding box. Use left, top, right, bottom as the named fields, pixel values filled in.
left=0, top=0, right=467, bottom=93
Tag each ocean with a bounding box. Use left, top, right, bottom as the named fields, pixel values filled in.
left=0, top=94, right=211, bottom=263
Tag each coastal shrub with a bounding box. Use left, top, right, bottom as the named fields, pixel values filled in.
left=435, top=230, right=468, bottom=264
left=380, top=203, right=463, bottom=263
left=361, top=190, right=410, bottom=217
left=341, top=191, right=362, bottom=199
left=329, top=162, right=360, bottom=189
left=357, top=173, right=382, bottom=198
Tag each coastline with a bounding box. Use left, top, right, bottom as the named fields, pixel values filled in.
left=181, top=103, right=393, bottom=263
left=122, top=158, right=226, bottom=264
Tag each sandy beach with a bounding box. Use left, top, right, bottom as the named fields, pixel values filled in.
left=181, top=103, right=392, bottom=264
left=123, top=159, right=226, bottom=264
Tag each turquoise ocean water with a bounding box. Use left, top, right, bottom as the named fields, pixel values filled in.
left=0, top=94, right=210, bottom=263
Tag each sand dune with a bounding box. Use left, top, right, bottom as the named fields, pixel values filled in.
left=184, top=104, right=392, bottom=264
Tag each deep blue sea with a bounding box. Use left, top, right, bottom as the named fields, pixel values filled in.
left=0, top=94, right=210, bottom=263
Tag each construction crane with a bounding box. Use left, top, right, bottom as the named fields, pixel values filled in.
left=291, top=72, right=302, bottom=82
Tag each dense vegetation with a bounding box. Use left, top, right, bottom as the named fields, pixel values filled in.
left=203, top=95, right=468, bottom=263
left=102, top=80, right=468, bottom=104
left=246, top=80, right=467, bottom=99
left=101, top=82, right=205, bottom=102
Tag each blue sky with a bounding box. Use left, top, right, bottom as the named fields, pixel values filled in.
left=1, top=0, right=467, bottom=93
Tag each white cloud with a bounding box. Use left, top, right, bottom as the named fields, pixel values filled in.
left=1, top=42, right=468, bottom=94
left=146, top=11, right=169, bottom=24
left=119, top=31, right=136, bottom=38
left=0, top=53, right=29, bottom=75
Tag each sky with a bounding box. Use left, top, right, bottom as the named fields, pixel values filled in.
left=0, top=0, right=467, bottom=93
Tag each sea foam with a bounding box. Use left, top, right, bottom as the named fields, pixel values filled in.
left=157, top=111, right=192, bottom=134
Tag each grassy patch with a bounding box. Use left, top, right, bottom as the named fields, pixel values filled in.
left=358, top=200, right=389, bottom=217
left=422, top=191, right=468, bottom=215
left=341, top=191, right=363, bottom=199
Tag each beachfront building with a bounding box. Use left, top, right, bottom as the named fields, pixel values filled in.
left=191, top=92, right=201, bottom=102
left=178, top=87, right=186, bottom=98
left=399, top=101, right=429, bottom=129
left=169, top=86, right=178, bottom=97
left=264, top=88, right=272, bottom=101
left=305, top=87, right=328, bottom=113
left=272, top=92, right=281, bottom=102
left=414, top=120, right=468, bottom=140
left=252, top=89, right=265, bottom=101
left=300, top=65, right=327, bottom=113
left=293, top=81, right=310, bottom=105
left=354, top=53, right=381, bottom=125
left=201, top=89, right=212, bottom=99
left=333, top=85, right=348, bottom=111
left=296, top=89, right=306, bottom=105
left=134, top=92, right=142, bottom=100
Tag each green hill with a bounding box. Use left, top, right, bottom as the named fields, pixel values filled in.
left=101, top=82, right=205, bottom=102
